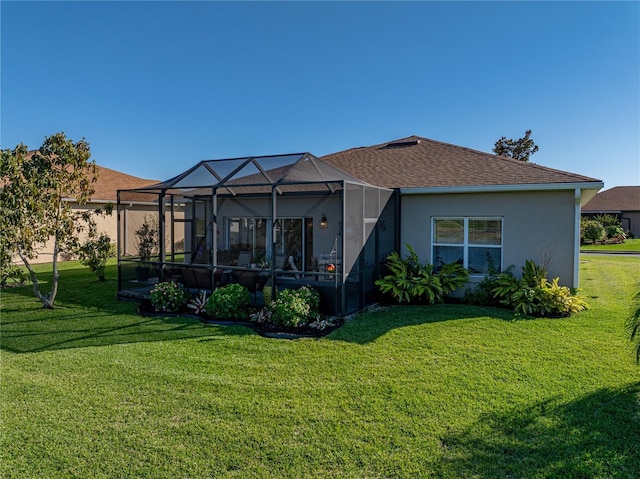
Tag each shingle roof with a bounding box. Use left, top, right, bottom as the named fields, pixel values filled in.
left=582, top=186, right=640, bottom=212
left=321, top=135, right=601, bottom=189
left=13, top=151, right=158, bottom=202
left=91, top=165, right=158, bottom=201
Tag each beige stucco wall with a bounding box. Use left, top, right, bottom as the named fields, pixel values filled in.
left=400, top=189, right=578, bottom=287
left=622, top=211, right=640, bottom=237
left=11, top=201, right=119, bottom=265
left=13, top=201, right=163, bottom=264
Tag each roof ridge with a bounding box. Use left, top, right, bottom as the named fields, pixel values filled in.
left=378, top=135, right=599, bottom=182
left=321, top=134, right=602, bottom=189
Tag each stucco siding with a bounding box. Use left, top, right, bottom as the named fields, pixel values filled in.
left=12, top=201, right=121, bottom=265
left=622, top=211, right=640, bottom=237
left=400, top=190, right=577, bottom=286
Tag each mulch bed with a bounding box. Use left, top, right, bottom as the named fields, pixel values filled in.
left=137, top=301, right=343, bottom=339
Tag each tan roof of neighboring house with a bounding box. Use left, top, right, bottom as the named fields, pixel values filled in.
left=321, top=135, right=601, bottom=189
left=91, top=165, right=158, bottom=202
left=582, top=186, right=640, bottom=212
left=11, top=151, right=158, bottom=202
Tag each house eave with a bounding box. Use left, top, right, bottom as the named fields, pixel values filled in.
left=399, top=182, right=604, bottom=195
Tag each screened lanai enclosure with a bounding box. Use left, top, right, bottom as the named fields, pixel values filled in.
left=117, top=153, right=396, bottom=316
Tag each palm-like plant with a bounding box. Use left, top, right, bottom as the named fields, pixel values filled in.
left=375, top=243, right=469, bottom=304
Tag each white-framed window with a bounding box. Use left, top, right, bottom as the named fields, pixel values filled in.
left=432, top=217, right=502, bottom=275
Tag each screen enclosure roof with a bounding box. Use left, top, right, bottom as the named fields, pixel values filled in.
left=120, top=153, right=383, bottom=197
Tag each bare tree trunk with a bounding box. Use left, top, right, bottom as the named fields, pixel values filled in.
left=18, top=251, right=48, bottom=306
left=46, top=237, right=60, bottom=309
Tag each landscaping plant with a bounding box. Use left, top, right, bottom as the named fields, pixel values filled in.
left=205, top=283, right=251, bottom=320
left=149, top=281, right=189, bottom=313
left=77, top=233, right=116, bottom=281
left=268, top=286, right=320, bottom=327
left=492, top=259, right=589, bottom=317
left=594, top=214, right=626, bottom=240
left=375, top=243, right=469, bottom=304
left=187, top=290, right=209, bottom=315
left=135, top=216, right=158, bottom=261
left=581, top=218, right=606, bottom=244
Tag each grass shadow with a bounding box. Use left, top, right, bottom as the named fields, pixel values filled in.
left=1, top=264, right=254, bottom=354
left=433, top=383, right=640, bottom=478
left=328, top=303, right=521, bottom=344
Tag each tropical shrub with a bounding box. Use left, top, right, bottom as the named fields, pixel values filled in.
left=150, top=281, right=189, bottom=313
left=205, top=283, right=251, bottom=320
left=605, top=224, right=625, bottom=239
left=77, top=233, right=116, bottom=281
left=592, top=214, right=623, bottom=238
left=187, top=290, right=209, bottom=315
left=492, top=260, right=589, bottom=317
left=375, top=244, right=469, bottom=304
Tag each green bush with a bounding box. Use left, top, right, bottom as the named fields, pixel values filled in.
left=593, top=214, right=622, bottom=235
left=268, top=286, right=320, bottom=327
left=375, top=244, right=469, bottom=304
left=492, top=260, right=589, bottom=317
left=605, top=224, right=625, bottom=239
left=581, top=219, right=606, bottom=244
left=150, top=281, right=189, bottom=313
left=205, top=283, right=251, bottom=320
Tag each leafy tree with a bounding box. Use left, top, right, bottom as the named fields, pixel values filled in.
left=0, top=132, right=110, bottom=308
left=493, top=129, right=539, bottom=162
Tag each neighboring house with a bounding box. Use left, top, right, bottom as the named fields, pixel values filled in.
left=581, top=186, right=640, bottom=237
left=16, top=165, right=158, bottom=264
left=117, top=135, right=603, bottom=316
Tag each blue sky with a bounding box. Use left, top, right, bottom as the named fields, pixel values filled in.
left=2, top=1, right=638, bottom=189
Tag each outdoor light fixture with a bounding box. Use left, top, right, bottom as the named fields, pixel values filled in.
left=320, top=214, right=328, bottom=229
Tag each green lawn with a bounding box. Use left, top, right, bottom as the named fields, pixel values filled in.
left=581, top=237, right=640, bottom=252
left=1, top=257, right=639, bottom=478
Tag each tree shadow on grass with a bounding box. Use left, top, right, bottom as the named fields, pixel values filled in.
left=1, top=266, right=254, bottom=354
left=433, top=383, right=640, bottom=478
left=328, top=303, right=521, bottom=345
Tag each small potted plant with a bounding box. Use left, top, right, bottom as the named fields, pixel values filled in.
left=135, top=216, right=158, bottom=281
